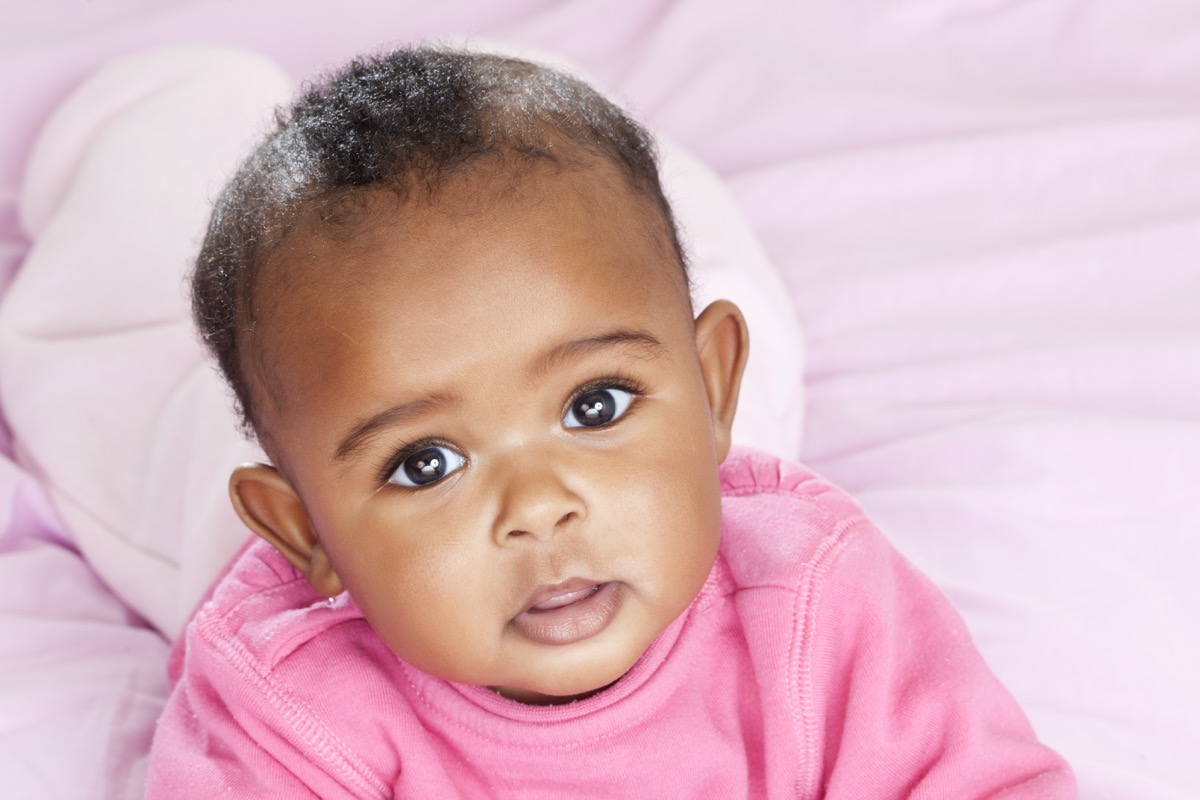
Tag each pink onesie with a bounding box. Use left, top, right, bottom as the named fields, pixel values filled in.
left=146, top=448, right=1075, bottom=798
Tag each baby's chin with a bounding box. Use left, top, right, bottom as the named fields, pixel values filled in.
left=489, top=674, right=623, bottom=706
left=487, top=648, right=639, bottom=705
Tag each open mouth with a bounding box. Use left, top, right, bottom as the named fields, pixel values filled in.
left=510, top=580, right=622, bottom=646
left=526, top=583, right=602, bottom=612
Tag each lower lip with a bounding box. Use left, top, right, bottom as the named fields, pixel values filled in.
left=510, top=582, right=623, bottom=646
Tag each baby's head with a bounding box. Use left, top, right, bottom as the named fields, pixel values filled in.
left=194, top=46, right=749, bottom=704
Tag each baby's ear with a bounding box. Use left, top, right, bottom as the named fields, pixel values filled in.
left=228, top=464, right=344, bottom=598
left=694, top=299, right=750, bottom=462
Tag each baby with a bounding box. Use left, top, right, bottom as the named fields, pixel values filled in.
left=146, top=47, right=1076, bottom=798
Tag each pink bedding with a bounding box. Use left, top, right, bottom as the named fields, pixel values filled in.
left=2, top=2, right=1198, bottom=798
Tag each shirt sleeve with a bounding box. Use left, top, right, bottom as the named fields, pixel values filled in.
left=143, top=662, right=324, bottom=799
left=801, top=521, right=1077, bottom=799
left=143, top=604, right=394, bottom=800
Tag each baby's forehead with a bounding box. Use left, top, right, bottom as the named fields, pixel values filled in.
left=246, top=160, right=694, bottom=424
left=259, top=159, right=688, bottom=311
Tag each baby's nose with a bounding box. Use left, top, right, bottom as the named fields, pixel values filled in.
left=490, top=458, right=585, bottom=545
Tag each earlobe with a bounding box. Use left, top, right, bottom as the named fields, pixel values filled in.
left=229, top=464, right=344, bottom=597
left=694, top=299, right=750, bottom=462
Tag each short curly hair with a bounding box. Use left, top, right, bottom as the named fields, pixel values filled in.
left=191, top=46, right=687, bottom=439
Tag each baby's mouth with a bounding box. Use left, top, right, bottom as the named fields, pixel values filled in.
left=525, top=582, right=602, bottom=613
left=511, top=579, right=622, bottom=645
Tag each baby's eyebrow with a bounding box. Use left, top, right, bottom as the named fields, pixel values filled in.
left=334, top=394, right=458, bottom=463
left=332, top=330, right=664, bottom=464
left=532, top=328, right=666, bottom=378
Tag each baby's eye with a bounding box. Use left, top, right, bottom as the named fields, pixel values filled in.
left=388, top=445, right=466, bottom=488
left=564, top=386, right=635, bottom=429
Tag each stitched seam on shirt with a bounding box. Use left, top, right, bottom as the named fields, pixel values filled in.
left=198, top=614, right=391, bottom=799
left=217, top=579, right=311, bottom=656
left=721, top=486, right=826, bottom=500
left=724, top=470, right=869, bottom=796
left=790, top=516, right=862, bottom=799
left=721, top=485, right=850, bottom=542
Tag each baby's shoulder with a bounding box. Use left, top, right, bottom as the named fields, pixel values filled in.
left=181, top=539, right=372, bottom=677
left=717, top=447, right=876, bottom=591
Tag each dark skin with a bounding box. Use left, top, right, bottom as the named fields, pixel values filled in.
left=228, top=161, right=749, bottom=704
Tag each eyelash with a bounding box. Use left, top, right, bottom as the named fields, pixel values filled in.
left=376, top=436, right=459, bottom=487
left=563, top=373, right=646, bottom=421
left=375, top=374, right=648, bottom=488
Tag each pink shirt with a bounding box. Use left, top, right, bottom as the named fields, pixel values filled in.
left=146, top=448, right=1075, bottom=798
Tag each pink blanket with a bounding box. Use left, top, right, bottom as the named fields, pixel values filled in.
left=2, top=2, right=1198, bottom=798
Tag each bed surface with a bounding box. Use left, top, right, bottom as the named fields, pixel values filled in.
left=2, top=2, right=1199, bottom=798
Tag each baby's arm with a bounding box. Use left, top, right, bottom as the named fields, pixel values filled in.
left=802, top=521, right=1076, bottom=798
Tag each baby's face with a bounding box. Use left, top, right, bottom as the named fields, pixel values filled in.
left=245, top=163, right=741, bottom=703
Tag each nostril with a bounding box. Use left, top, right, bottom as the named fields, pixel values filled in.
left=504, top=513, right=573, bottom=542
